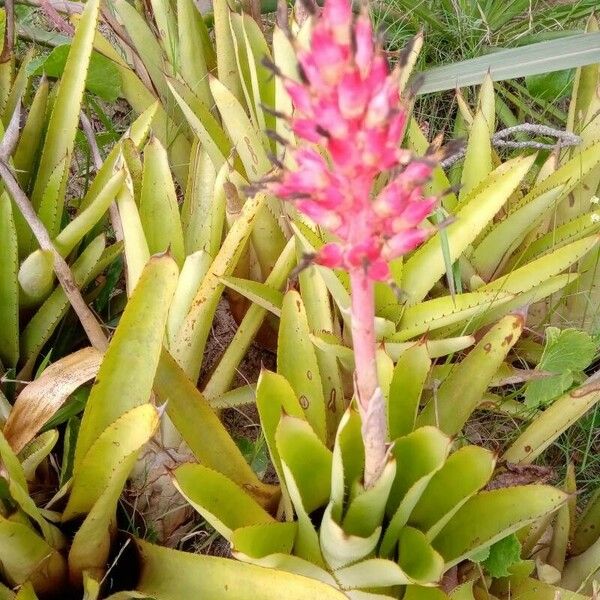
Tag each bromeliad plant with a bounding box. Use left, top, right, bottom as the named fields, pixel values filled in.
left=165, top=3, right=569, bottom=599
left=265, top=0, right=440, bottom=485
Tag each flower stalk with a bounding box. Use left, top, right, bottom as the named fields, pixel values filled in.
left=269, top=0, right=438, bottom=487
left=349, top=268, right=388, bottom=485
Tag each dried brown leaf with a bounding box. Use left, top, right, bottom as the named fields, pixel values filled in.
left=3, top=347, right=102, bottom=453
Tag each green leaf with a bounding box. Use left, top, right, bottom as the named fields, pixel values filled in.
left=117, top=167, right=150, bottom=293
left=235, top=436, right=269, bottom=479
left=28, top=45, right=122, bottom=101
left=480, top=235, right=599, bottom=295
left=401, top=156, right=535, bottom=304
left=31, top=0, right=101, bottom=214
left=212, top=0, right=242, bottom=101
left=381, top=427, right=451, bottom=558
left=154, top=350, right=277, bottom=509
left=2, top=48, right=35, bottom=127
left=173, top=463, right=274, bottom=539
left=559, top=533, right=600, bottom=593
left=460, top=108, right=492, bottom=200
left=277, top=291, right=327, bottom=442
left=388, top=343, right=430, bottom=438
left=64, top=404, right=159, bottom=520
left=209, top=75, right=270, bottom=179
left=181, top=145, right=222, bottom=257
left=133, top=539, right=348, bottom=600
left=0, top=193, right=19, bottom=367
left=404, top=586, right=448, bottom=600
left=398, top=527, right=445, bottom=584
left=343, top=458, right=396, bottom=538
left=524, top=328, right=598, bottom=408
left=471, top=186, right=565, bottom=281
left=432, top=486, right=567, bottom=567
left=393, top=292, right=514, bottom=341
left=409, top=445, right=496, bottom=539
left=232, top=521, right=297, bottom=559
left=526, top=70, right=574, bottom=102
left=329, top=408, right=364, bottom=512
left=503, top=375, right=600, bottom=464
left=67, top=405, right=160, bottom=583
left=14, top=582, right=38, bottom=600
left=53, top=169, right=125, bottom=257
left=222, top=276, right=283, bottom=316
left=73, top=254, right=178, bottom=472
left=320, top=503, right=379, bottom=570
left=508, top=578, right=589, bottom=600
left=203, top=238, right=296, bottom=399
left=573, top=489, right=600, bottom=555
left=20, top=237, right=116, bottom=362
left=480, top=534, right=523, bottom=578
left=255, top=371, right=305, bottom=511
left=333, top=558, right=414, bottom=588
left=167, top=77, right=231, bottom=170
left=13, top=76, right=49, bottom=195
left=276, top=416, right=332, bottom=514
left=417, top=314, right=523, bottom=436
left=139, top=137, right=185, bottom=266
left=176, top=0, right=211, bottom=106
left=77, top=102, right=157, bottom=213
left=417, top=33, right=600, bottom=94
left=0, top=430, right=64, bottom=548
left=113, top=0, right=170, bottom=101
left=0, top=517, right=67, bottom=595
left=167, top=251, right=210, bottom=346
left=18, top=429, right=59, bottom=480
left=172, top=192, right=266, bottom=381
left=149, top=0, right=178, bottom=66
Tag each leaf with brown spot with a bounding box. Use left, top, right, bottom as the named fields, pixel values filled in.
left=417, top=315, right=523, bottom=436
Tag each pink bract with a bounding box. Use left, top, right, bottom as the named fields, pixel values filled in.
left=271, top=0, right=437, bottom=281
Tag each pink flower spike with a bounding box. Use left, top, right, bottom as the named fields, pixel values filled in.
left=354, top=13, right=373, bottom=76
left=322, top=0, right=352, bottom=43
left=270, top=0, right=436, bottom=277
left=284, top=81, right=313, bottom=115
left=367, top=258, right=390, bottom=281
left=292, top=118, right=322, bottom=143
left=317, top=242, right=344, bottom=268
left=402, top=161, right=433, bottom=185
left=338, top=70, right=370, bottom=119
left=381, top=228, right=432, bottom=260
left=297, top=200, right=342, bottom=230
left=394, top=197, right=438, bottom=229
left=265, top=0, right=438, bottom=488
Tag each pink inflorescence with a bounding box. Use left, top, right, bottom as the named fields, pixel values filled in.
left=271, top=0, right=437, bottom=281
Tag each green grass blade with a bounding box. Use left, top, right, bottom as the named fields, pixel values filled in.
left=418, top=34, right=600, bottom=94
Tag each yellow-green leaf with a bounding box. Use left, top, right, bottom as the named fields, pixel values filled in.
left=278, top=291, right=327, bottom=442
left=74, top=254, right=178, bottom=471
left=417, top=314, right=523, bottom=436
left=0, top=192, right=18, bottom=367
left=402, top=156, right=535, bottom=303
left=133, top=539, right=348, bottom=600
left=432, top=486, right=567, bottom=567
left=173, top=463, right=274, bottom=539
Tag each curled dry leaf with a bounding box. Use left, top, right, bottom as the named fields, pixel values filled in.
left=3, top=347, right=102, bottom=453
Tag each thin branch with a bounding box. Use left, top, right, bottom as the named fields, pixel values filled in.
left=39, top=0, right=74, bottom=35
left=0, top=0, right=14, bottom=63
left=0, top=106, right=108, bottom=352
left=7, top=0, right=83, bottom=15
left=79, top=110, right=102, bottom=169
left=79, top=110, right=124, bottom=242
left=441, top=123, right=582, bottom=168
